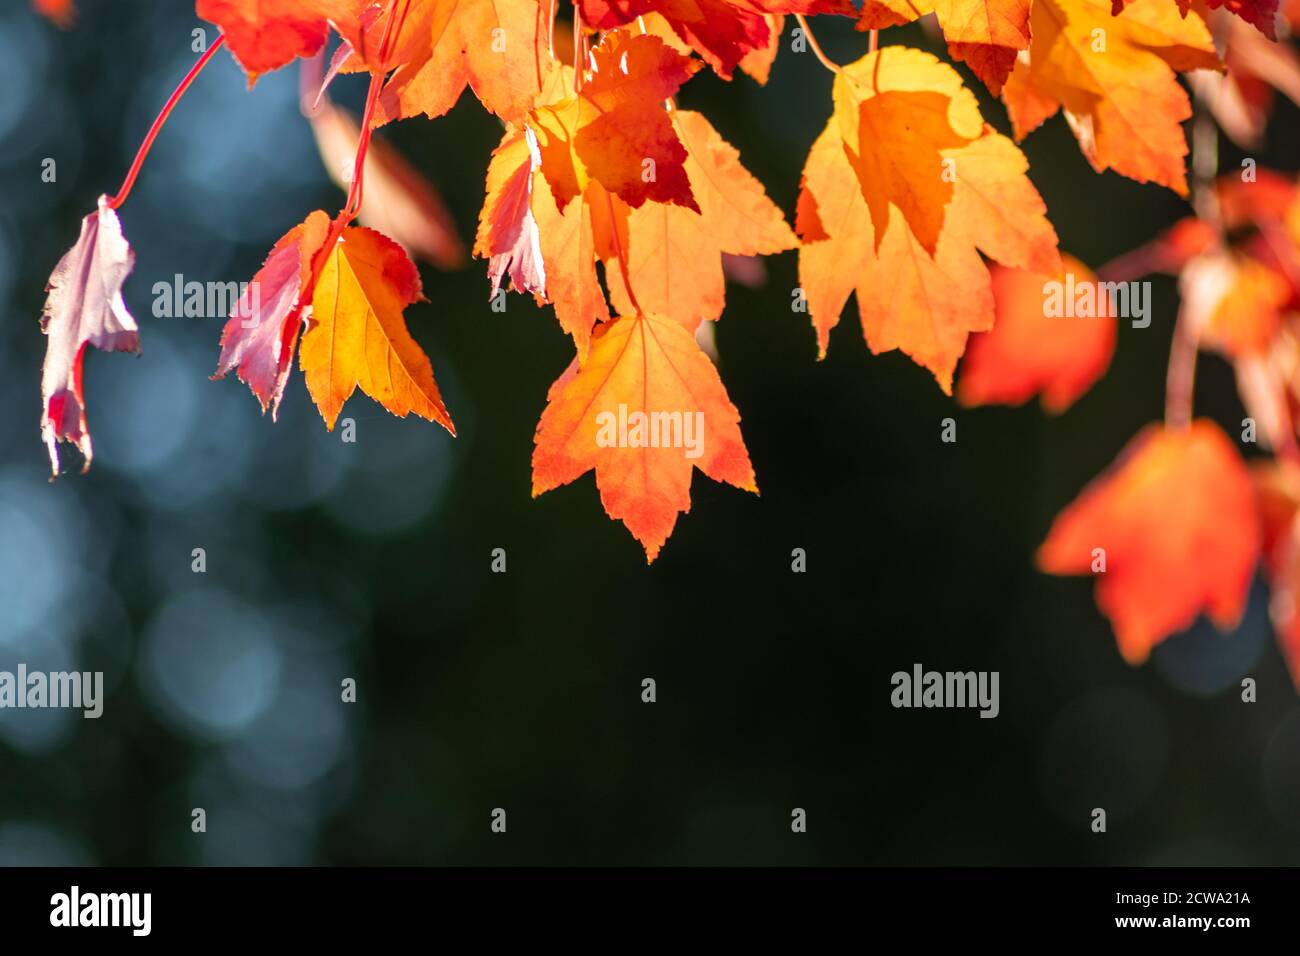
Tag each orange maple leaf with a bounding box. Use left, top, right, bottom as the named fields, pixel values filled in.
left=532, top=313, right=757, bottom=561
left=1217, top=168, right=1298, bottom=229
left=479, top=105, right=794, bottom=357
left=797, top=46, right=1059, bottom=392
left=1001, top=0, right=1223, bottom=196
left=196, top=0, right=331, bottom=82
left=299, top=227, right=456, bottom=434
left=958, top=255, right=1117, bottom=412
left=346, top=0, right=552, bottom=124
left=857, top=0, right=1031, bottom=93
left=1038, top=421, right=1261, bottom=664
left=603, top=109, right=798, bottom=328
left=834, top=76, right=979, bottom=256
left=1203, top=254, right=1290, bottom=357
left=527, top=32, right=702, bottom=214
left=475, top=125, right=612, bottom=359
left=531, top=179, right=616, bottom=360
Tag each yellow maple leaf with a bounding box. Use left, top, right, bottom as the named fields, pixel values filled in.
left=300, top=227, right=455, bottom=434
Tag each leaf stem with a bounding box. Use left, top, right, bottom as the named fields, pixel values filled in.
left=869, top=29, right=879, bottom=54
left=604, top=191, right=643, bottom=316
left=1163, top=303, right=1198, bottom=430
left=303, top=0, right=410, bottom=316
left=1164, top=107, right=1218, bottom=431
left=795, top=14, right=840, bottom=74
left=343, top=0, right=410, bottom=221
left=547, top=0, right=557, bottom=59
left=573, top=8, right=585, bottom=93
left=106, top=35, right=227, bottom=210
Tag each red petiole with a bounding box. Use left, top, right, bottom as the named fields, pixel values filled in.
left=301, top=0, right=411, bottom=307
left=107, top=35, right=226, bottom=210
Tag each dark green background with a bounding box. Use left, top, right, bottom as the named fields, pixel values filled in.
left=0, top=2, right=1297, bottom=865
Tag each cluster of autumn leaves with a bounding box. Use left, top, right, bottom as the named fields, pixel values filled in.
left=32, top=0, right=1300, bottom=682
left=1045, top=167, right=1300, bottom=691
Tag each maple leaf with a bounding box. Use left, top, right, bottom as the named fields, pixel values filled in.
left=833, top=72, right=980, bottom=256
left=195, top=0, right=331, bottom=82
left=635, top=9, right=784, bottom=82
left=40, top=196, right=140, bottom=478
left=857, top=0, right=1031, bottom=93
left=352, top=0, right=552, bottom=124
left=476, top=127, right=548, bottom=304
left=1202, top=254, right=1290, bottom=357
left=737, top=14, right=784, bottom=83
left=1217, top=168, right=1298, bottom=229
left=475, top=125, right=611, bottom=358
left=481, top=105, right=794, bottom=355
left=1001, top=0, right=1223, bottom=196
left=603, top=109, right=798, bottom=328
left=532, top=312, right=757, bottom=561
left=574, top=0, right=659, bottom=27
left=299, top=226, right=456, bottom=434
left=797, top=46, right=1059, bottom=392
left=311, top=0, right=416, bottom=71
left=528, top=32, right=703, bottom=214
left=213, top=210, right=333, bottom=418
left=1114, top=0, right=1279, bottom=40
left=1038, top=421, right=1260, bottom=664
left=578, top=0, right=853, bottom=79
left=958, top=256, right=1117, bottom=412
left=1160, top=217, right=1220, bottom=262
left=531, top=179, right=615, bottom=359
